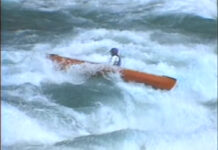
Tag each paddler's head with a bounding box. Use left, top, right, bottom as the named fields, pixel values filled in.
left=110, top=48, right=119, bottom=56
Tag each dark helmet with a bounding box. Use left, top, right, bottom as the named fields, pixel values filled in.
left=110, top=48, right=119, bottom=56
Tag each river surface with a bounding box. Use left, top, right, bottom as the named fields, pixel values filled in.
left=2, top=0, right=217, bottom=150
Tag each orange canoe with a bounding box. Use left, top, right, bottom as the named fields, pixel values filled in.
left=48, top=54, right=176, bottom=90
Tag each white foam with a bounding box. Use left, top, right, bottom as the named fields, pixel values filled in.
left=10, top=0, right=216, bottom=19
left=159, top=0, right=217, bottom=19
left=2, top=102, right=62, bottom=146
left=5, top=28, right=217, bottom=99
left=2, top=20, right=217, bottom=150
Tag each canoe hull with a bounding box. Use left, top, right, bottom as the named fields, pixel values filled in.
left=48, top=54, right=176, bottom=90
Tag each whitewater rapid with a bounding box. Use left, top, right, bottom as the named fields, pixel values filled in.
left=2, top=0, right=217, bottom=150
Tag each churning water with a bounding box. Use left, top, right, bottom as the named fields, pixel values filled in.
left=2, top=0, right=217, bottom=150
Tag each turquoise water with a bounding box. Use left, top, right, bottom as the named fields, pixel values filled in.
left=2, top=0, right=217, bottom=150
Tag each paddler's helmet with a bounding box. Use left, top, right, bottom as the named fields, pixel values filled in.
left=110, top=48, right=119, bottom=56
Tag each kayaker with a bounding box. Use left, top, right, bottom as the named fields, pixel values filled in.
left=109, top=48, right=121, bottom=66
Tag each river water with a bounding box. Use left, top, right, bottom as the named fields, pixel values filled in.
left=2, top=0, right=217, bottom=150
